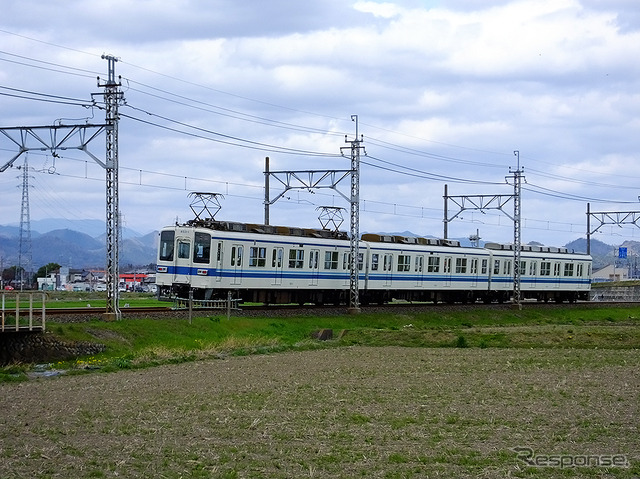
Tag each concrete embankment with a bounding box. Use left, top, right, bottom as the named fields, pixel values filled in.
left=0, top=332, right=105, bottom=365
left=591, top=285, right=640, bottom=302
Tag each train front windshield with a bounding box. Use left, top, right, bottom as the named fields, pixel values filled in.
left=159, top=230, right=175, bottom=261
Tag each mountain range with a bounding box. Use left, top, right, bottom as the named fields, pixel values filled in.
left=0, top=219, right=630, bottom=272
left=0, top=220, right=158, bottom=271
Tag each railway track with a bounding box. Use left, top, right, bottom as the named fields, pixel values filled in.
left=28, top=300, right=639, bottom=321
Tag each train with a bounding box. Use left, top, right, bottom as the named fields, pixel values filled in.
left=155, top=219, right=592, bottom=305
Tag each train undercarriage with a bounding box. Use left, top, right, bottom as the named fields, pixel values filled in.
left=158, top=284, right=587, bottom=306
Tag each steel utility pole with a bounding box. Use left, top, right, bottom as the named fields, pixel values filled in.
left=345, top=115, right=364, bottom=314
left=263, top=115, right=364, bottom=313
left=586, top=203, right=640, bottom=256
left=97, top=55, right=124, bottom=321
left=510, top=151, right=524, bottom=308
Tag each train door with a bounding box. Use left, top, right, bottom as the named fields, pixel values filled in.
left=215, top=241, right=223, bottom=283
left=272, top=247, right=284, bottom=285
left=230, top=244, right=244, bottom=285
left=443, top=256, right=453, bottom=287
left=528, top=260, right=538, bottom=290
left=309, top=249, right=320, bottom=286
left=553, top=262, right=561, bottom=289
left=383, top=253, right=393, bottom=287
left=415, top=255, right=424, bottom=287
left=469, top=258, right=478, bottom=288
left=173, top=235, right=192, bottom=285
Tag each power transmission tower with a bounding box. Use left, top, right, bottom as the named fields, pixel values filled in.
left=17, top=156, right=32, bottom=290
left=0, top=55, right=123, bottom=319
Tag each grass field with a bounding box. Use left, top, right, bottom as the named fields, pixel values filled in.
left=0, top=304, right=639, bottom=478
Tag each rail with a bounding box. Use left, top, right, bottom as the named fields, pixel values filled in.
left=1, top=292, right=46, bottom=332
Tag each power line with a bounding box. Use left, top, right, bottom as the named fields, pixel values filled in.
left=0, top=85, right=91, bottom=107
left=363, top=155, right=504, bottom=185
left=124, top=82, right=346, bottom=137
left=523, top=182, right=640, bottom=204
left=119, top=109, right=342, bottom=157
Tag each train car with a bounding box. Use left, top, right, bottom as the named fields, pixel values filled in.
left=155, top=220, right=592, bottom=304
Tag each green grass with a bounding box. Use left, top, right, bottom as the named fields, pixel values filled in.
left=1, top=303, right=636, bottom=380
left=1, top=291, right=160, bottom=309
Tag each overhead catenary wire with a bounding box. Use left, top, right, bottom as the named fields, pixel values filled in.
left=1, top=35, right=639, bottom=243
left=1, top=30, right=638, bottom=188
left=2, top=53, right=638, bottom=193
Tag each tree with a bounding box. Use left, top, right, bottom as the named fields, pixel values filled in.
left=36, top=262, right=61, bottom=279
left=2, top=265, right=23, bottom=283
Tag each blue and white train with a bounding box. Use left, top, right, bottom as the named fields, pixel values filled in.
left=155, top=220, right=592, bottom=304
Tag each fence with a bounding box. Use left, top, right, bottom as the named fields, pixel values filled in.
left=173, top=291, right=241, bottom=323
left=1, top=292, right=47, bottom=332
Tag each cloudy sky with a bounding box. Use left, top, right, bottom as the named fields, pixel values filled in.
left=1, top=0, right=639, bottom=248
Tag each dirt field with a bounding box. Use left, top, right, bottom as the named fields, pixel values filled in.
left=1, top=346, right=638, bottom=478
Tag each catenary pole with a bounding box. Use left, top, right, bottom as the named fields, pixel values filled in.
left=98, top=55, right=123, bottom=321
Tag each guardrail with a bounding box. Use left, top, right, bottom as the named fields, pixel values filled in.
left=1, top=292, right=46, bottom=332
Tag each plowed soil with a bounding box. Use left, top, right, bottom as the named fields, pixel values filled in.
left=1, top=346, right=638, bottom=478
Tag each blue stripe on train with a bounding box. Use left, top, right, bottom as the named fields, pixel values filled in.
left=157, top=266, right=590, bottom=287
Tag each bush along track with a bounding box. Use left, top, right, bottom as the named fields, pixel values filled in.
left=1, top=303, right=639, bottom=381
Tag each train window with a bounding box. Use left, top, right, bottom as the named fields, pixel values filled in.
left=553, top=263, right=561, bottom=276
left=443, top=257, right=452, bottom=273
left=177, top=240, right=190, bottom=259
left=231, top=246, right=243, bottom=266
left=289, top=249, right=304, bottom=268
left=384, top=254, right=393, bottom=271
left=493, top=260, right=500, bottom=275
left=529, top=262, right=537, bottom=276
left=309, top=250, right=319, bottom=269
left=249, top=247, right=267, bottom=267
left=358, top=253, right=364, bottom=270
left=343, top=253, right=349, bottom=270
left=324, top=251, right=339, bottom=269
left=563, top=263, right=574, bottom=276
left=541, top=261, right=551, bottom=276
left=503, top=261, right=511, bottom=275
left=398, top=255, right=411, bottom=272
left=519, top=261, right=526, bottom=275
left=371, top=254, right=379, bottom=271
left=193, top=232, right=211, bottom=264
left=455, top=258, right=467, bottom=274
left=217, top=242, right=223, bottom=262
left=576, top=263, right=584, bottom=277
left=159, top=231, right=175, bottom=261
left=272, top=248, right=283, bottom=268
left=470, top=258, right=478, bottom=274
left=415, top=256, right=424, bottom=272
left=427, top=256, right=440, bottom=273
left=481, top=259, right=488, bottom=274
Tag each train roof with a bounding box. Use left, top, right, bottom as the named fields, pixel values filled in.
left=183, top=218, right=350, bottom=240
left=175, top=219, right=589, bottom=256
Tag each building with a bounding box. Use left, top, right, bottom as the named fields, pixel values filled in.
left=592, top=264, right=629, bottom=282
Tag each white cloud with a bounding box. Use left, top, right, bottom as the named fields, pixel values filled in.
left=1, top=0, right=640, bottom=264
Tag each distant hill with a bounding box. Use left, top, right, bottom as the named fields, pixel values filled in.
left=0, top=226, right=158, bottom=270
left=5, top=218, right=144, bottom=239
left=0, top=221, right=625, bottom=272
